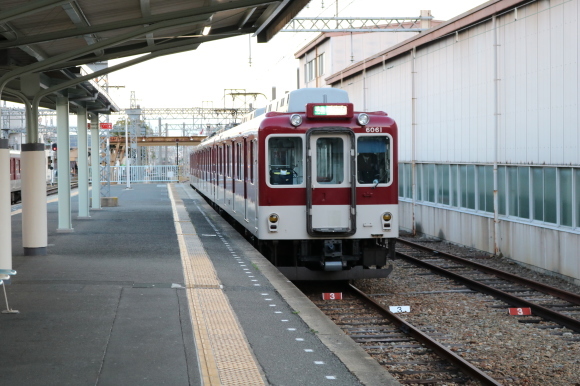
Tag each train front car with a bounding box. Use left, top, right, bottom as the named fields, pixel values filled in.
left=257, top=88, right=398, bottom=280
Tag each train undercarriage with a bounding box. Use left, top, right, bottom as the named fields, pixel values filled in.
left=254, top=237, right=396, bottom=281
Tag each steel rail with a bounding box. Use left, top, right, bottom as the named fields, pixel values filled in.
left=397, top=238, right=580, bottom=306
left=349, top=283, right=501, bottom=385
left=395, top=249, right=580, bottom=333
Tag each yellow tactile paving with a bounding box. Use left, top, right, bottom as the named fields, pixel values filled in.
left=168, top=184, right=265, bottom=386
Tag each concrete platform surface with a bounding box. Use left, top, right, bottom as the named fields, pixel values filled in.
left=1, top=183, right=399, bottom=386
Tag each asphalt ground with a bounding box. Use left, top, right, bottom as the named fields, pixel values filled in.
left=3, top=184, right=198, bottom=385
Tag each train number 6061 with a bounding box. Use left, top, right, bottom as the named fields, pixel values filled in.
left=365, top=127, right=382, bottom=133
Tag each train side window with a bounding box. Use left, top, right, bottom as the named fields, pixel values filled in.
left=237, top=143, right=243, bottom=181
left=357, top=136, right=391, bottom=185
left=268, top=137, right=303, bottom=185
left=249, top=141, right=254, bottom=184
left=227, top=145, right=231, bottom=177
left=219, top=146, right=224, bottom=175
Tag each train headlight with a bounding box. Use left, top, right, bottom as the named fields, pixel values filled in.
left=357, top=113, right=370, bottom=126
left=268, top=213, right=279, bottom=232
left=290, top=114, right=302, bottom=127
left=382, top=212, right=392, bottom=230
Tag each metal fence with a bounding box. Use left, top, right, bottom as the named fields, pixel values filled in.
left=103, top=165, right=188, bottom=184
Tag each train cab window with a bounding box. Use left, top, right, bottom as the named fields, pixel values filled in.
left=357, top=136, right=391, bottom=185
left=316, top=138, right=344, bottom=184
left=268, top=137, right=303, bottom=185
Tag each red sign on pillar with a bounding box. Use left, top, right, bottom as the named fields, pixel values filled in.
left=99, top=123, right=113, bottom=130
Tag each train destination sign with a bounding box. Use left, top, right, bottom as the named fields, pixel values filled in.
left=307, top=103, right=354, bottom=119
left=313, top=105, right=348, bottom=116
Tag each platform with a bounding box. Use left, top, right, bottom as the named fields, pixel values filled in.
left=2, top=183, right=399, bottom=385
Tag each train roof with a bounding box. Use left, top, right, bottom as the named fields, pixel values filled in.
left=205, top=88, right=352, bottom=142
left=268, top=88, right=349, bottom=114
left=240, top=88, right=350, bottom=124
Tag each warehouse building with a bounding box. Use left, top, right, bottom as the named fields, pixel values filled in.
left=296, top=0, right=580, bottom=284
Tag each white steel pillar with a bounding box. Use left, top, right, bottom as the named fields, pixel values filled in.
left=90, top=114, right=101, bottom=210
left=0, top=139, right=13, bottom=270
left=56, top=96, right=73, bottom=232
left=21, top=142, right=48, bottom=255
left=492, top=15, right=500, bottom=255
left=411, top=47, right=417, bottom=236
left=77, top=107, right=90, bottom=218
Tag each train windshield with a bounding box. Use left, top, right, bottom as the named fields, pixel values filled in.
left=268, top=137, right=303, bottom=185
left=357, top=136, right=391, bottom=184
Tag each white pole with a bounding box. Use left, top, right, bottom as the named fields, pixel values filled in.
left=125, top=117, right=131, bottom=189
left=411, top=47, right=417, bottom=236
left=0, top=139, right=12, bottom=272
left=77, top=106, right=89, bottom=218
left=56, top=96, right=72, bottom=232
left=90, top=114, right=101, bottom=210
left=492, top=16, right=500, bottom=255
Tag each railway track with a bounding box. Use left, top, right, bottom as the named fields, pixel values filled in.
left=395, top=238, right=580, bottom=334
left=11, top=182, right=78, bottom=205
left=301, top=237, right=580, bottom=384
left=305, top=283, right=502, bottom=385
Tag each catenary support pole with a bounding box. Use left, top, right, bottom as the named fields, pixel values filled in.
left=77, top=106, right=90, bottom=218
left=56, top=95, right=73, bottom=232
left=125, top=118, right=131, bottom=189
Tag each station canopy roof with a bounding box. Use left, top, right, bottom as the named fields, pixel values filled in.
left=0, top=0, right=308, bottom=113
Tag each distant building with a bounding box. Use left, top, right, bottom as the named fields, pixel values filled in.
left=295, top=10, right=438, bottom=89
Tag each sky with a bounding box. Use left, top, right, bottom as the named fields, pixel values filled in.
left=106, top=0, right=486, bottom=110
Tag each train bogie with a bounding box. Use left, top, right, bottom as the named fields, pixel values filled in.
left=189, top=88, right=398, bottom=280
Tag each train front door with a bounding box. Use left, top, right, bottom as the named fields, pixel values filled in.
left=306, top=128, right=356, bottom=236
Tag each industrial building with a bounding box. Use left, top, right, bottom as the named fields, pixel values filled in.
left=296, top=0, right=580, bottom=284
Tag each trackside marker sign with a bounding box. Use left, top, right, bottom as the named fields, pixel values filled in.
left=509, top=307, right=532, bottom=315
left=322, top=293, right=342, bottom=300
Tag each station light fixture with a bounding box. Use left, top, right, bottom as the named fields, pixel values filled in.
left=202, top=26, right=211, bottom=36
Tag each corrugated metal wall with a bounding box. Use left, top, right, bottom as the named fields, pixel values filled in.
left=336, top=0, right=580, bottom=284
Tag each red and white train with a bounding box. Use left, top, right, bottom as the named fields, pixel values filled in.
left=9, top=150, right=22, bottom=204
left=189, top=88, right=398, bottom=280
left=9, top=149, right=53, bottom=204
